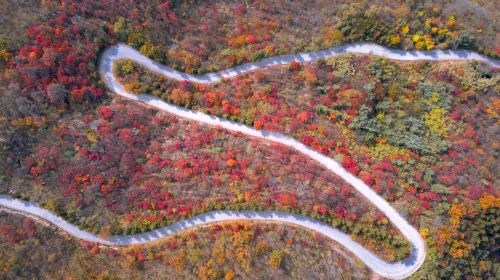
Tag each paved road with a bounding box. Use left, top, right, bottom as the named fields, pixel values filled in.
left=5, top=43, right=498, bottom=279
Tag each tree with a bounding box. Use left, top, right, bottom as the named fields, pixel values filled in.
left=268, top=250, right=283, bottom=269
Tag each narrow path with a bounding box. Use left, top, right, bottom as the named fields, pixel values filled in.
left=4, top=43, right=497, bottom=279
left=103, top=43, right=499, bottom=84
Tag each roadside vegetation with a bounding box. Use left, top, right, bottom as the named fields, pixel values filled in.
left=7, top=98, right=411, bottom=262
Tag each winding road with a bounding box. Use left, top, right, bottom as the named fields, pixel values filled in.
left=2, top=43, right=499, bottom=279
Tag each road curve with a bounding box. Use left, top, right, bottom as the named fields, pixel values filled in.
left=5, top=43, right=496, bottom=279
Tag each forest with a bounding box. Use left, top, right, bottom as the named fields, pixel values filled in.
left=112, top=50, right=500, bottom=278
left=0, top=0, right=499, bottom=279
left=0, top=212, right=370, bottom=279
